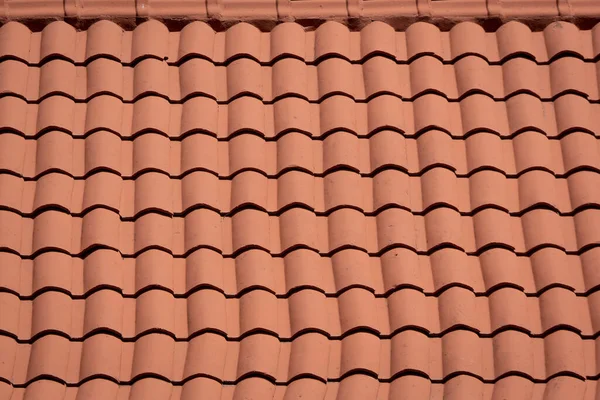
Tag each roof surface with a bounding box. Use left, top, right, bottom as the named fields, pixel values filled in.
left=1, top=17, right=600, bottom=400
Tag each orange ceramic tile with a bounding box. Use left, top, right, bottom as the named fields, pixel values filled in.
left=5, top=284, right=600, bottom=342
left=4, top=20, right=600, bottom=64
left=3, top=376, right=600, bottom=400
left=4, top=246, right=598, bottom=299
left=3, top=332, right=599, bottom=386
left=8, top=57, right=600, bottom=102
left=0, top=0, right=599, bottom=20
left=2, top=0, right=65, bottom=18
left=2, top=18, right=600, bottom=400
left=65, top=0, right=137, bottom=18
left=5, top=94, right=600, bottom=141
left=136, top=0, right=207, bottom=18
left=7, top=205, right=600, bottom=258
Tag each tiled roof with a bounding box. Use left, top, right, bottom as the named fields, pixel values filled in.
left=1, top=18, right=600, bottom=400
left=0, top=0, right=597, bottom=20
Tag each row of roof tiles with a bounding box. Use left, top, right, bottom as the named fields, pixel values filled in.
left=1, top=375, right=596, bottom=400
left=2, top=207, right=600, bottom=256
left=4, top=56, right=600, bottom=102
left=1, top=247, right=599, bottom=298
left=2, top=94, right=599, bottom=139
left=2, top=285, right=600, bottom=339
left=2, top=128, right=600, bottom=178
left=3, top=169, right=600, bottom=216
left=3, top=20, right=600, bottom=65
left=2, top=331, right=599, bottom=382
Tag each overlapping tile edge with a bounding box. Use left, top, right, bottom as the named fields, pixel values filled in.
left=1, top=18, right=600, bottom=400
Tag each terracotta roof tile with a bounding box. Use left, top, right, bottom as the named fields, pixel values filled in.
left=0, top=0, right=598, bottom=20
left=2, top=20, right=600, bottom=65
left=1, top=18, right=600, bottom=399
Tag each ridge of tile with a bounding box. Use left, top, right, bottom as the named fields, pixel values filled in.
left=0, top=2, right=599, bottom=27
